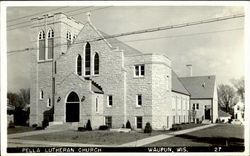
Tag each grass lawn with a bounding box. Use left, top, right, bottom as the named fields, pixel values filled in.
left=146, top=124, right=244, bottom=147
left=13, top=123, right=204, bottom=145
left=18, top=130, right=154, bottom=145
left=8, top=126, right=36, bottom=134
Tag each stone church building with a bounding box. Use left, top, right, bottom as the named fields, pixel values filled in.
left=30, top=12, right=218, bottom=130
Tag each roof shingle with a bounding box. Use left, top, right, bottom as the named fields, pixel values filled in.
left=179, top=75, right=216, bottom=99
left=171, top=71, right=190, bottom=96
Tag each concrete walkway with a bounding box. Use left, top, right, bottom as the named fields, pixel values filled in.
left=8, top=124, right=216, bottom=147
left=119, top=124, right=216, bottom=147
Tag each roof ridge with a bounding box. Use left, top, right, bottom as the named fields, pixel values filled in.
left=172, top=70, right=191, bottom=95
left=179, top=75, right=216, bottom=78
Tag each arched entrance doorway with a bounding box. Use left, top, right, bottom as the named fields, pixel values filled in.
left=66, top=92, right=80, bottom=122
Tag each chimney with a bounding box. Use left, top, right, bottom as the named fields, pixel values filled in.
left=86, top=12, right=91, bottom=22
left=186, top=64, right=192, bottom=77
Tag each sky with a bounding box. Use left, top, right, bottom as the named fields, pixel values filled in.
left=6, top=6, right=245, bottom=92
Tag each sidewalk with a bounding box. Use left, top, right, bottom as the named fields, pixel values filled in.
left=8, top=124, right=216, bottom=147
left=119, top=124, right=216, bottom=147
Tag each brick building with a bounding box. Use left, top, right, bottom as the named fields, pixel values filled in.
left=30, top=12, right=218, bottom=130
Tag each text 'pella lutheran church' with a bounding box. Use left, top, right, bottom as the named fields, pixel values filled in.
left=30, top=12, right=218, bottom=130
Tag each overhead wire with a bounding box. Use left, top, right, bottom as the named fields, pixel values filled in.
left=7, top=27, right=244, bottom=56
left=7, top=6, right=111, bottom=31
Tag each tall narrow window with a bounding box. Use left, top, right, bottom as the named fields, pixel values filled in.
left=47, top=29, right=54, bottom=59
left=136, top=116, right=143, bottom=129
left=107, top=95, right=112, bottom=107
left=40, top=90, right=43, bottom=100
left=105, top=116, right=112, bottom=128
left=85, top=42, right=91, bottom=75
left=67, top=32, right=71, bottom=49
left=47, top=98, right=51, bottom=107
left=136, top=94, right=142, bottom=107
left=94, top=53, right=99, bottom=75
left=77, top=55, right=82, bottom=76
left=196, top=103, right=199, bottom=109
left=54, top=61, right=57, bottom=74
left=39, top=31, right=45, bottom=60
left=96, top=97, right=99, bottom=113
left=192, top=104, right=195, bottom=110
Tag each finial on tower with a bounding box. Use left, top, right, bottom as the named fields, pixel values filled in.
left=86, top=12, right=91, bottom=22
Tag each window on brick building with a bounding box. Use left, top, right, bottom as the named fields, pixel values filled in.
left=40, top=90, right=43, bottom=100
left=193, top=104, right=196, bottom=110
left=136, top=116, right=143, bottom=129
left=136, top=94, right=142, bottom=107
left=54, top=61, right=57, bottom=74
left=94, top=53, right=99, bottom=75
left=77, top=55, right=82, bottom=76
left=196, top=103, right=199, bottom=109
left=67, top=31, right=71, bottom=49
left=105, top=116, right=112, bottom=128
left=107, top=95, right=112, bottom=107
left=47, top=98, right=51, bottom=107
left=38, top=31, right=45, bottom=60
left=134, top=65, right=145, bottom=77
left=85, top=42, right=91, bottom=76
left=47, top=29, right=54, bottom=59
left=96, top=97, right=99, bottom=113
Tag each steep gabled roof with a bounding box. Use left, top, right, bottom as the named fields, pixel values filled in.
left=179, top=75, right=216, bottom=99
left=99, top=31, right=142, bottom=56
left=172, top=71, right=190, bottom=96
left=218, top=110, right=232, bottom=117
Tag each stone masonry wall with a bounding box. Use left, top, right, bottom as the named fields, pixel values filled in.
left=151, top=55, right=172, bottom=130
left=125, top=54, right=153, bottom=129
left=55, top=22, right=125, bottom=129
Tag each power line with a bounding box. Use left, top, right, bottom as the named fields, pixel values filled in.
left=7, top=27, right=243, bottom=55
left=96, top=13, right=244, bottom=41
left=7, top=6, right=69, bottom=23
left=7, top=7, right=93, bottom=28
left=7, top=6, right=112, bottom=31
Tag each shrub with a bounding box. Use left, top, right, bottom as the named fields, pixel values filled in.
left=32, top=124, right=38, bottom=128
left=144, top=122, right=152, bottom=134
left=35, top=126, right=44, bottom=130
left=78, top=127, right=85, bottom=131
left=170, top=124, right=182, bottom=131
left=126, top=120, right=131, bottom=129
left=99, top=125, right=109, bottom=130
left=86, top=119, right=92, bottom=131
left=8, top=121, right=15, bottom=128
left=42, top=119, right=49, bottom=128
left=122, top=124, right=125, bottom=128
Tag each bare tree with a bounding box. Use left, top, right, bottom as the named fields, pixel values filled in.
left=231, top=77, right=245, bottom=102
left=7, top=88, right=30, bottom=108
left=217, top=84, right=237, bottom=113
left=19, top=88, right=30, bottom=105
left=7, top=92, right=24, bottom=108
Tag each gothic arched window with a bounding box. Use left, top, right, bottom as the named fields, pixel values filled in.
left=47, top=29, right=54, bottom=59
left=94, top=53, right=99, bottom=75
left=38, top=31, right=45, bottom=60
left=85, top=42, right=91, bottom=76
left=77, top=55, right=82, bottom=76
